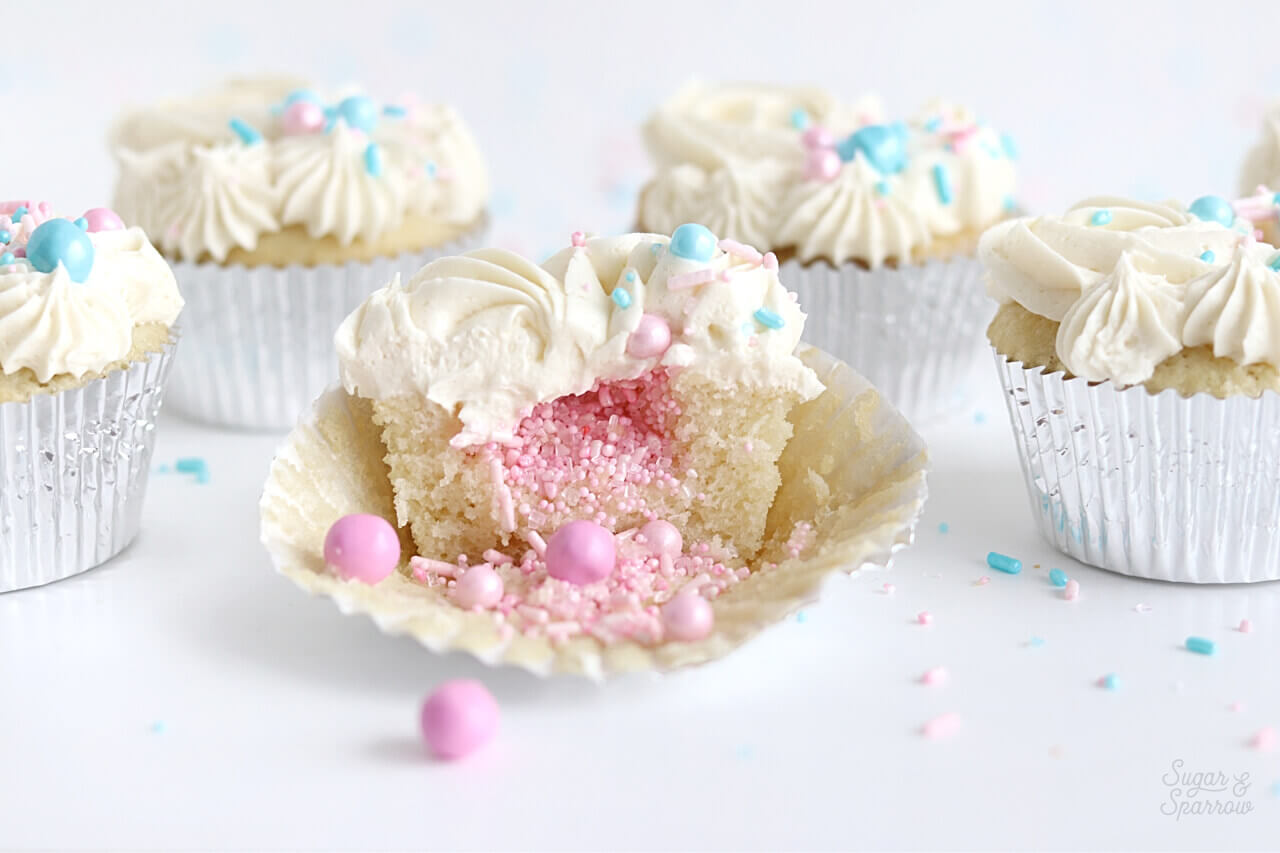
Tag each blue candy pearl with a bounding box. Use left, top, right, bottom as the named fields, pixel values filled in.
left=1188, top=195, right=1235, bottom=227
left=836, top=122, right=908, bottom=174
left=668, top=223, right=716, bottom=262
left=284, top=89, right=322, bottom=106
left=27, top=219, right=95, bottom=283
left=337, top=95, right=378, bottom=132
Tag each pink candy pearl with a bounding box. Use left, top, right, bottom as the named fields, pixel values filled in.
left=420, top=680, right=500, bottom=760
left=282, top=100, right=325, bottom=135
left=545, top=519, right=616, bottom=585
left=640, top=519, right=682, bottom=557
left=801, top=126, right=835, bottom=149
left=323, top=514, right=400, bottom=583
left=627, top=313, right=672, bottom=359
left=805, top=148, right=842, bottom=182
left=80, top=208, right=125, bottom=233
left=662, top=591, right=714, bottom=642
left=454, top=563, right=504, bottom=609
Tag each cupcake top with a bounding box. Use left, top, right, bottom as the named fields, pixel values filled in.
left=640, top=82, right=1017, bottom=267
left=336, top=224, right=824, bottom=445
left=981, top=194, right=1280, bottom=386
left=0, top=201, right=182, bottom=384
left=110, top=76, right=489, bottom=263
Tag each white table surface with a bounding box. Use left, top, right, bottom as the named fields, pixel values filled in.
left=2, top=363, right=1278, bottom=852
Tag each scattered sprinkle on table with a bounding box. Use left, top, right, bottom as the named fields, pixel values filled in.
left=1185, top=636, right=1216, bottom=655
left=921, top=712, right=961, bottom=740
left=920, top=666, right=948, bottom=686
left=986, top=552, right=1022, bottom=574
left=973, top=411, right=986, bottom=424
left=882, top=582, right=895, bottom=595
left=1027, top=636, right=1046, bottom=648
left=1251, top=727, right=1277, bottom=752
left=938, top=522, right=949, bottom=534
left=175, top=457, right=210, bottom=484
left=916, top=610, right=933, bottom=625
left=1134, top=603, right=1151, bottom=613
left=974, top=576, right=991, bottom=586
left=149, top=721, right=166, bottom=734
left=1229, top=701, right=1245, bottom=713
left=1238, top=618, right=1253, bottom=633
left=1048, top=568, right=1068, bottom=587
left=1098, top=673, right=1120, bottom=690
left=795, top=610, right=807, bottom=624
left=1064, top=579, right=1080, bottom=601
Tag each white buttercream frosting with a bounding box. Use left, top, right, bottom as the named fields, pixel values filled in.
left=336, top=230, right=823, bottom=446
left=0, top=222, right=183, bottom=383
left=110, top=77, right=488, bottom=262
left=641, top=83, right=1016, bottom=266
left=1182, top=243, right=1280, bottom=367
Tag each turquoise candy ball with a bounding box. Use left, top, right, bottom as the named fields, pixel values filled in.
left=668, top=223, right=717, bottom=262
left=27, top=219, right=95, bottom=282
left=837, top=122, right=909, bottom=173
left=1188, top=195, right=1235, bottom=227
left=337, top=95, right=378, bottom=132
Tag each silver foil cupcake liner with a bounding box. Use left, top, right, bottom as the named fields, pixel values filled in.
left=0, top=338, right=178, bottom=592
left=167, top=219, right=488, bottom=431
left=780, top=254, right=991, bottom=425
left=993, top=350, right=1280, bottom=583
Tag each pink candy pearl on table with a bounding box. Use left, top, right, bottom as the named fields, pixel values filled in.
left=626, top=313, right=672, bottom=359
left=453, top=563, right=504, bottom=609
left=322, top=514, right=400, bottom=583
left=801, top=126, right=835, bottom=149
left=420, top=680, right=500, bottom=760
left=639, top=519, right=683, bottom=557
left=662, top=591, right=714, bottom=642
left=80, top=207, right=125, bottom=233
left=281, top=100, right=326, bottom=135
left=545, top=519, right=616, bottom=585
left=805, top=147, right=842, bottom=182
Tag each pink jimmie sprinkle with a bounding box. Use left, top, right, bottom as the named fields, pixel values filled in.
left=882, top=582, right=895, bottom=595
left=921, top=712, right=961, bottom=740
left=410, top=556, right=459, bottom=577
left=1251, top=727, right=1278, bottom=752
left=571, top=231, right=586, bottom=247
left=716, top=238, right=763, bottom=265
left=525, top=530, right=547, bottom=557
left=1064, top=579, right=1080, bottom=601
left=667, top=268, right=716, bottom=291
left=920, top=666, right=948, bottom=686
left=975, top=576, right=991, bottom=586
left=490, top=458, right=516, bottom=533
left=1239, top=618, right=1253, bottom=633
left=482, top=549, right=513, bottom=566
left=917, top=610, right=933, bottom=625
left=1229, top=701, right=1246, bottom=713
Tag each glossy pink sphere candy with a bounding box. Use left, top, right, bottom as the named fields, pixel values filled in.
left=640, top=519, right=682, bottom=557
left=801, top=126, right=836, bottom=150
left=323, top=514, right=400, bottom=583
left=662, top=591, right=714, bottom=642
left=626, top=313, right=672, bottom=359
left=81, top=208, right=125, bottom=233
left=281, top=100, right=326, bottom=135
left=545, top=520, right=616, bottom=585
left=420, top=680, right=500, bottom=760
left=805, top=148, right=842, bottom=182
left=453, top=563, right=504, bottom=609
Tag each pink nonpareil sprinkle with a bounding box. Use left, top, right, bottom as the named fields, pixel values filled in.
left=1251, top=727, right=1277, bottom=752
left=921, top=712, right=961, bottom=740
left=667, top=268, right=716, bottom=291
left=917, top=610, right=933, bottom=625
left=920, top=667, right=948, bottom=686
left=1064, top=579, right=1080, bottom=601
left=571, top=231, right=586, bottom=247
left=1239, top=618, right=1253, bottom=633
left=975, top=576, right=991, bottom=586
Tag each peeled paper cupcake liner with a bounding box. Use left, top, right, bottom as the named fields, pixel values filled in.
left=993, top=349, right=1280, bottom=583
left=0, top=337, right=178, bottom=592
left=167, top=217, right=488, bottom=431
left=260, top=346, right=929, bottom=679
left=780, top=254, right=991, bottom=425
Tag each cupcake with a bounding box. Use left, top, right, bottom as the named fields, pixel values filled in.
left=1237, top=106, right=1280, bottom=243
left=261, top=225, right=930, bottom=677
left=982, top=194, right=1280, bottom=582
left=638, top=82, right=1018, bottom=422
left=110, top=76, right=489, bottom=429
left=0, top=200, right=182, bottom=591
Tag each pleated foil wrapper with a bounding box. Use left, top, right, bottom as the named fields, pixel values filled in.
left=994, top=350, right=1280, bottom=583
left=167, top=219, right=488, bottom=431
left=260, top=346, right=930, bottom=679
left=780, top=254, right=991, bottom=425
left=0, top=338, right=177, bottom=592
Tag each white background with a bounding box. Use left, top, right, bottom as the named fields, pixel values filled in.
left=3, top=1, right=1280, bottom=850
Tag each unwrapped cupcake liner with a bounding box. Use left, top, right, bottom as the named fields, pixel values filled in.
left=260, top=346, right=930, bottom=679
left=994, top=350, right=1280, bottom=583
left=780, top=254, right=991, bottom=425
left=0, top=338, right=178, bottom=592
left=167, top=218, right=488, bottom=431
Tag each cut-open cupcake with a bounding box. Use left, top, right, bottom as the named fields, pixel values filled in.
left=261, top=225, right=929, bottom=675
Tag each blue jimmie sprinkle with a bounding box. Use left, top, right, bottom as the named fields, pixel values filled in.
left=1185, top=636, right=1216, bottom=656
left=1000, top=132, right=1019, bottom=160
left=1100, top=673, right=1120, bottom=690
left=74, top=217, right=89, bottom=230
left=932, top=163, right=953, bottom=205
left=1200, top=250, right=1216, bottom=263
left=1269, top=252, right=1280, bottom=272
left=1028, top=636, right=1046, bottom=647
left=364, top=142, right=384, bottom=177
left=874, top=180, right=890, bottom=196
left=382, top=104, right=407, bottom=117
left=12, top=206, right=28, bottom=220
left=938, top=522, right=950, bottom=534
left=790, top=107, right=810, bottom=130
left=753, top=307, right=784, bottom=330
left=796, top=610, right=808, bottom=624
left=228, top=117, right=262, bottom=145
left=1003, top=195, right=1017, bottom=213
left=986, top=551, right=1022, bottom=574
left=150, top=721, right=167, bottom=734
left=1048, top=568, right=1069, bottom=587
left=923, top=116, right=942, bottom=132
left=425, top=160, right=438, bottom=178
left=1090, top=209, right=1112, bottom=226
left=175, top=457, right=210, bottom=485
left=0, top=230, right=10, bottom=244
left=982, top=141, right=1002, bottom=159
left=0, top=252, right=14, bottom=265
left=611, top=288, right=632, bottom=309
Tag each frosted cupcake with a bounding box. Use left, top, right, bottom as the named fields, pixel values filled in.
left=982, top=194, right=1280, bottom=582
left=111, top=76, right=489, bottom=429
left=1237, top=106, right=1280, bottom=244
left=639, top=82, right=1017, bottom=422
left=261, top=225, right=930, bottom=676
left=0, top=200, right=182, bottom=590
